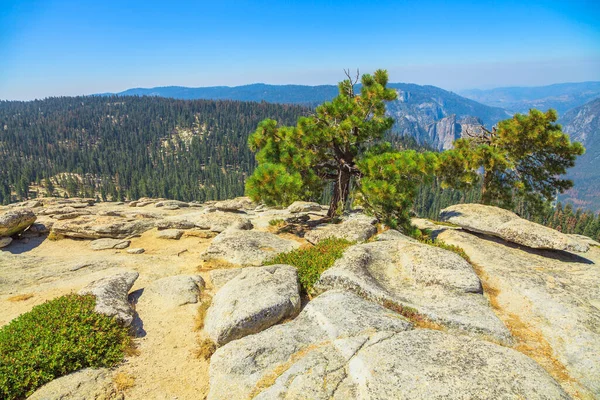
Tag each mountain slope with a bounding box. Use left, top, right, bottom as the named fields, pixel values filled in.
left=460, top=82, right=600, bottom=115
left=108, top=82, right=510, bottom=150
left=559, top=97, right=600, bottom=210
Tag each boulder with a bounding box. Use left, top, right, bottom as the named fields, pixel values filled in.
left=314, top=239, right=511, bottom=343
left=90, top=238, right=130, bottom=250
left=157, top=211, right=252, bottom=233
left=140, top=275, right=205, bottom=308
left=287, top=201, right=322, bottom=213
left=0, top=209, right=36, bottom=237
left=127, top=248, right=145, bottom=254
left=438, top=228, right=600, bottom=398
left=213, top=196, right=256, bottom=212
left=440, top=203, right=588, bottom=252
left=7, top=199, right=43, bottom=208
left=375, top=228, right=416, bottom=242
left=209, top=268, right=243, bottom=290
left=0, top=237, right=12, bottom=248
left=204, top=265, right=301, bottom=345
left=202, top=230, right=300, bottom=267
left=51, top=216, right=155, bottom=239
left=156, top=229, right=184, bottom=240
left=305, top=218, right=377, bottom=244
left=567, top=233, right=600, bottom=248
left=79, top=271, right=139, bottom=326
left=27, top=222, right=51, bottom=234
left=27, top=368, right=121, bottom=400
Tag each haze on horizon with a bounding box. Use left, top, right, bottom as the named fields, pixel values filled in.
left=1, top=0, right=599, bottom=101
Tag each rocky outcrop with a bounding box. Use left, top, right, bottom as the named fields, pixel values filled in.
left=27, top=368, right=122, bottom=400
left=79, top=271, right=139, bottom=326
left=202, top=229, right=300, bottom=267
left=90, top=238, right=130, bottom=250
left=51, top=216, right=155, bottom=239
left=438, top=228, right=600, bottom=398
left=0, top=209, right=36, bottom=237
left=208, top=290, right=565, bottom=400
left=314, top=239, right=511, bottom=342
left=157, top=211, right=252, bottom=232
left=213, top=197, right=256, bottom=212
left=204, top=265, right=301, bottom=345
left=305, top=218, right=377, bottom=244
left=140, top=275, right=204, bottom=308
left=440, top=203, right=589, bottom=252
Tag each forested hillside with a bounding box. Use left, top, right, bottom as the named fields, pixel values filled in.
left=0, top=96, right=308, bottom=203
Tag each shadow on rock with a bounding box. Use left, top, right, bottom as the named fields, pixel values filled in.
left=128, top=288, right=146, bottom=337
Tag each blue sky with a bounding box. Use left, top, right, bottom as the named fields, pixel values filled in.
left=1, top=0, right=599, bottom=100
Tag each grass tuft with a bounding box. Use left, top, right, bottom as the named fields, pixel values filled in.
left=7, top=294, right=34, bottom=302
left=195, top=338, right=217, bottom=360
left=265, top=238, right=353, bottom=294
left=113, top=371, right=135, bottom=392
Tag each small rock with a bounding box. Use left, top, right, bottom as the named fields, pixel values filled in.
left=78, top=271, right=139, bottom=326
left=140, top=275, right=205, bottom=308
left=205, top=265, right=301, bottom=345
left=156, top=229, right=184, bottom=240
left=305, top=218, right=377, bottom=244
left=127, top=248, right=145, bottom=254
left=90, top=238, right=131, bottom=250
left=0, top=237, right=12, bottom=248
left=214, top=196, right=256, bottom=212
left=155, top=200, right=190, bottom=208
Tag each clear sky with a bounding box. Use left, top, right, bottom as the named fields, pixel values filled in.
left=1, top=0, right=599, bottom=100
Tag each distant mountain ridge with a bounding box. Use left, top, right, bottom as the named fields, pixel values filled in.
left=104, top=82, right=511, bottom=149
left=559, top=97, right=600, bottom=210
left=459, top=82, right=600, bottom=115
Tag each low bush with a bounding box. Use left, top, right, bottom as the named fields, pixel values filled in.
left=266, top=238, right=353, bottom=293
left=0, top=294, right=130, bottom=400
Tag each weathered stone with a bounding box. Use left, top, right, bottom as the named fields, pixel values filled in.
left=0, top=237, right=12, bottom=248
left=209, top=268, right=243, bottom=290
left=314, top=239, right=511, bottom=342
left=205, top=265, right=300, bottom=345
left=375, top=228, right=416, bottom=242
left=90, top=238, right=130, bottom=250
left=156, top=229, right=184, bottom=240
left=0, top=209, right=36, bottom=237
left=51, top=216, right=155, bottom=239
left=52, top=210, right=92, bottom=220
left=287, top=201, right=322, bottom=213
left=27, top=368, right=122, bottom=400
left=154, top=200, right=190, bottom=208
left=8, top=199, right=43, bottom=208
left=202, top=230, right=300, bottom=267
left=568, top=233, right=600, bottom=248
left=157, top=211, right=252, bottom=232
left=305, top=219, right=377, bottom=244
left=214, top=196, right=256, bottom=212
left=438, top=228, right=600, bottom=398
left=140, top=275, right=205, bottom=308
left=127, top=248, right=145, bottom=254
left=27, top=222, right=51, bottom=234
left=440, top=203, right=588, bottom=252
left=79, top=271, right=139, bottom=326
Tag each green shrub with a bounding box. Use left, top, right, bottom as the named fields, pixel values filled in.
left=268, top=218, right=286, bottom=226
left=0, top=294, right=130, bottom=400
left=266, top=238, right=353, bottom=294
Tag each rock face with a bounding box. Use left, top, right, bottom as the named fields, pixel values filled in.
left=287, top=201, right=322, bottom=213
left=204, top=265, right=301, bottom=345
left=141, top=275, right=204, bottom=308
left=440, top=203, right=589, bottom=252
left=314, top=239, right=511, bottom=343
left=305, top=218, right=377, bottom=244
left=78, top=271, right=139, bottom=326
left=90, top=238, right=130, bottom=250
left=51, top=216, right=155, bottom=239
left=0, top=209, right=36, bottom=237
left=438, top=228, right=600, bottom=398
left=208, top=290, right=566, bottom=400
left=27, top=368, right=121, bottom=400
left=202, top=229, right=300, bottom=267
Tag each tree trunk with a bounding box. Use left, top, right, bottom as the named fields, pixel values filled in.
left=327, top=169, right=352, bottom=218
left=481, top=169, right=492, bottom=204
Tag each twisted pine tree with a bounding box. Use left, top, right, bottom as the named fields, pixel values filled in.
left=246, top=69, right=439, bottom=230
